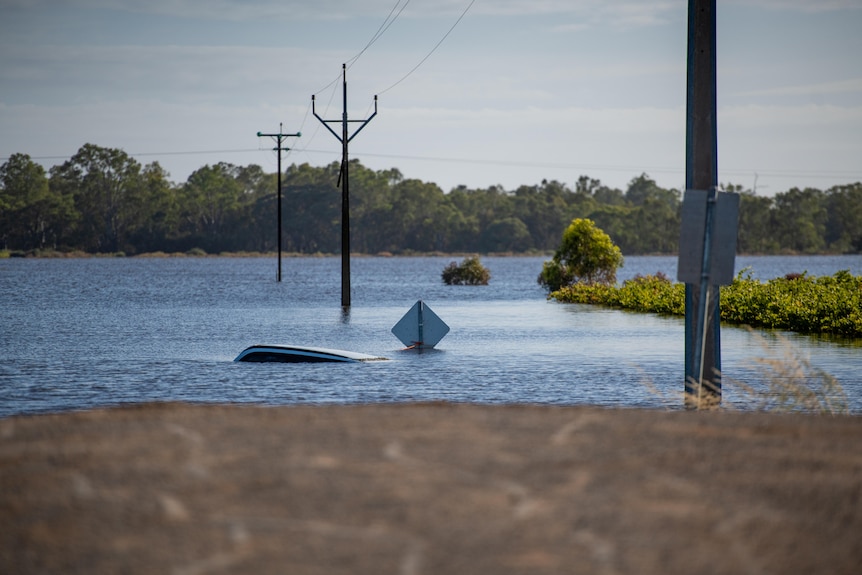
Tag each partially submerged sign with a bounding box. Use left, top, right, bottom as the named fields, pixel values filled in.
left=391, top=300, right=450, bottom=349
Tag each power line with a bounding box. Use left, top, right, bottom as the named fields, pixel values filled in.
left=312, top=0, right=410, bottom=96
left=306, top=150, right=862, bottom=181
left=2, top=149, right=265, bottom=162
left=301, top=70, right=346, bottom=158
left=346, top=0, right=411, bottom=70
left=378, top=0, right=476, bottom=95
left=6, top=149, right=860, bottom=183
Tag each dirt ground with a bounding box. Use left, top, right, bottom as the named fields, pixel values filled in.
left=1, top=402, right=861, bottom=574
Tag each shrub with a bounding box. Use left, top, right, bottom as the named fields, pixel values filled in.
left=721, top=269, right=862, bottom=336
left=442, top=256, right=491, bottom=286
left=551, top=268, right=862, bottom=337
left=538, top=218, right=623, bottom=292
left=552, top=272, right=685, bottom=316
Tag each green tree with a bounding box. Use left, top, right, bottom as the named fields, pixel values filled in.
left=621, top=174, right=680, bottom=253
left=1, top=153, right=74, bottom=250
left=386, top=178, right=453, bottom=252
left=481, top=217, right=532, bottom=252
left=446, top=186, right=482, bottom=249
left=178, top=163, right=244, bottom=252
left=512, top=179, right=573, bottom=250
left=129, top=162, right=178, bottom=253
left=229, top=163, right=273, bottom=252
left=576, top=175, right=625, bottom=207
left=732, top=186, right=778, bottom=254
left=49, top=144, right=145, bottom=253
left=282, top=186, right=340, bottom=254
left=625, top=174, right=679, bottom=207
left=538, top=218, right=624, bottom=291
left=351, top=162, right=400, bottom=253
left=825, top=183, right=862, bottom=253
left=587, top=203, right=636, bottom=253
left=772, top=187, right=827, bottom=253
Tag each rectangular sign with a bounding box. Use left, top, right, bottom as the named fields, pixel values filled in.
left=677, top=189, right=740, bottom=286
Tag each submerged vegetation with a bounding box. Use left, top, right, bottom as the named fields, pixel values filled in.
left=538, top=218, right=624, bottom=291
left=550, top=269, right=862, bottom=338
left=442, top=256, right=491, bottom=285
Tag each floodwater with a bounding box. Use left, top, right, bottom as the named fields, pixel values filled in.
left=1, top=255, right=860, bottom=417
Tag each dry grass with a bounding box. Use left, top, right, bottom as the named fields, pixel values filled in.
left=646, top=330, right=851, bottom=415
left=721, top=330, right=850, bottom=415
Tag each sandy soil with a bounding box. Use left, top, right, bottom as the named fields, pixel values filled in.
left=1, top=402, right=861, bottom=574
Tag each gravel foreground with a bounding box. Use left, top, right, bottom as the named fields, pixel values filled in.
left=1, top=402, right=861, bottom=575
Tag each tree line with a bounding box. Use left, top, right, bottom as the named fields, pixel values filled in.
left=2, top=143, right=861, bottom=255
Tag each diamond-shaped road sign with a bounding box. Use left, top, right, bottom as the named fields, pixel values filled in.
left=391, top=300, right=449, bottom=349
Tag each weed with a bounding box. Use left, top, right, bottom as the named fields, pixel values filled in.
left=645, top=330, right=851, bottom=415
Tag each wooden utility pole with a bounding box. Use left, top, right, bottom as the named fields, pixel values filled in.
left=257, top=124, right=301, bottom=282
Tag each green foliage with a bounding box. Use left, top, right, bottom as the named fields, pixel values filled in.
left=721, top=269, right=862, bottom=337
left=772, top=187, right=828, bottom=253
left=49, top=144, right=146, bottom=253
left=824, top=183, right=862, bottom=252
left=3, top=145, right=862, bottom=256
left=551, top=273, right=685, bottom=315
left=538, top=218, right=624, bottom=291
left=736, top=190, right=779, bottom=253
left=179, top=163, right=245, bottom=253
left=550, top=269, right=862, bottom=337
left=442, top=256, right=491, bottom=286
left=1, top=153, right=74, bottom=251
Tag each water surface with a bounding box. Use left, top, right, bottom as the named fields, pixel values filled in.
left=1, top=255, right=860, bottom=417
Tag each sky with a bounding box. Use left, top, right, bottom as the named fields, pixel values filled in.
left=1, top=0, right=861, bottom=196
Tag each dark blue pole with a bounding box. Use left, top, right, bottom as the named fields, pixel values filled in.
left=684, top=0, right=721, bottom=407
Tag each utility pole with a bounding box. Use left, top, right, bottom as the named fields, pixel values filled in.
left=257, top=124, right=301, bottom=282
left=678, top=0, right=740, bottom=409
left=313, top=64, right=378, bottom=308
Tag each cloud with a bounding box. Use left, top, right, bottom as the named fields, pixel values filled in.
left=731, top=78, right=862, bottom=99
left=717, top=103, right=862, bottom=189
left=0, top=42, right=343, bottom=106
left=732, top=0, right=862, bottom=12
left=2, top=0, right=468, bottom=21
left=721, top=103, right=862, bottom=130
left=470, top=0, right=682, bottom=28
left=9, top=0, right=684, bottom=26
left=6, top=98, right=860, bottom=192
left=0, top=99, right=309, bottom=178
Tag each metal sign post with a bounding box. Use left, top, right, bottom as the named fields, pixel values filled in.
left=679, top=188, right=739, bottom=407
